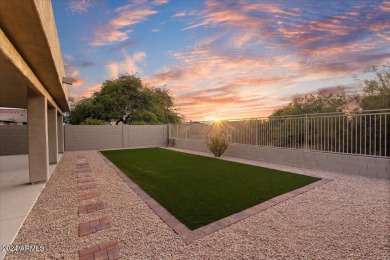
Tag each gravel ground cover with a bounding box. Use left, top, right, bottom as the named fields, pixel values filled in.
left=5, top=149, right=390, bottom=259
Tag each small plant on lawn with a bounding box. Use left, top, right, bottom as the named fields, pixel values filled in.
left=206, top=130, right=230, bottom=158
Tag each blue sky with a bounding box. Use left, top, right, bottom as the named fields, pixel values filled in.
left=53, top=0, right=390, bottom=121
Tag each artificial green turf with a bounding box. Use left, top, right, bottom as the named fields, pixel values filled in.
left=101, top=148, right=320, bottom=230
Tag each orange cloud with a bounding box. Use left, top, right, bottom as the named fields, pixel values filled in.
left=78, top=84, right=102, bottom=99
left=378, top=1, right=390, bottom=12
left=64, top=62, right=86, bottom=89
left=169, top=85, right=194, bottom=94
left=91, top=6, right=158, bottom=46
left=72, top=79, right=86, bottom=87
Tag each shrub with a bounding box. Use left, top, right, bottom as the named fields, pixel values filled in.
left=129, top=120, right=148, bottom=125
left=205, top=131, right=230, bottom=158
left=80, top=118, right=107, bottom=125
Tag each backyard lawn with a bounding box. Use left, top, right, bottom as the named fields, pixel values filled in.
left=101, top=148, right=320, bottom=229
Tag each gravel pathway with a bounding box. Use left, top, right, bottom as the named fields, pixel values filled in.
left=5, top=149, right=390, bottom=259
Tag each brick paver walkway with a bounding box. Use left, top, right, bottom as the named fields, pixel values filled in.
left=78, top=191, right=100, bottom=201
left=78, top=202, right=105, bottom=214
left=76, top=153, right=121, bottom=259
left=78, top=177, right=96, bottom=184
left=79, top=240, right=121, bottom=260
left=77, top=182, right=97, bottom=190
left=78, top=216, right=111, bottom=237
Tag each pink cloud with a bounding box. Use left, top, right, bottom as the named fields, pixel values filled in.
left=78, top=84, right=102, bottom=100
left=106, top=51, right=147, bottom=79
left=173, top=11, right=186, bottom=17
left=72, top=79, right=86, bottom=87
left=144, top=45, right=300, bottom=121
left=378, top=1, right=390, bottom=12
left=91, top=6, right=158, bottom=46
left=168, top=85, right=194, bottom=94
left=68, top=0, right=93, bottom=13
left=241, top=2, right=299, bottom=15
left=64, top=61, right=86, bottom=89
left=152, top=0, right=169, bottom=5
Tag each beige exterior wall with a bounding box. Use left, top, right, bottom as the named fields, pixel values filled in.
left=0, top=0, right=69, bottom=183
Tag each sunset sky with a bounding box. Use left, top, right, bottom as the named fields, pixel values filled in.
left=53, top=0, right=390, bottom=121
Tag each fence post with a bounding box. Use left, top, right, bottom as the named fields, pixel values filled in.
left=121, top=124, right=124, bottom=148
left=176, top=124, right=179, bottom=139
left=256, top=119, right=259, bottom=145
left=305, top=115, right=308, bottom=151
left=185, top=124, right=188, bottom=139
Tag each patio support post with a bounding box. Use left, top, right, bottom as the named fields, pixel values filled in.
left=48, top=108, right=58, bottom=164
left=27, top=96, right=49, bottom=183
left=57, top=114, right=64, bottom=153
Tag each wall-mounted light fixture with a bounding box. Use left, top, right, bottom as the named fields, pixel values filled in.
left=62, top=77, right=74, bottom=85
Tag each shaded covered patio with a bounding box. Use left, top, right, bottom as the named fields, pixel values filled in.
left=0, top=154, right=62, bottom=259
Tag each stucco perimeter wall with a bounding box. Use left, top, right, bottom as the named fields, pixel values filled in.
left=0, top=125, right=28, bottom=155
left=123, top=125, right=167, bottom=147
left=64, top=125, right=167, bottom=151
left=174, top=139, right=390, bottom=180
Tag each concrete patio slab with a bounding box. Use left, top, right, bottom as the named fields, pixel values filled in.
left=0, top=154, right=62, bottom=260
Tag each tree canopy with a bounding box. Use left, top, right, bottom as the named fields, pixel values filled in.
left=271, top=87, right=349, bottom=117
left=271, top=64, right=390, bottom=117
left=354, top=65, right=390, bottom=110
left=68, top=74, right=182, bottom=125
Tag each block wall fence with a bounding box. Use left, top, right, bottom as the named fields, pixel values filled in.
left=1, top=125, right=388, bottom=180
left=64, top=125, right=168, bottom=151
left=174, top=139, right=390, bottom=180
left=0, top=125, right=28, bottom=155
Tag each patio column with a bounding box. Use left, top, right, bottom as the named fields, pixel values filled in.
left=48, top=108, right=58, bottom=164
left=27, top=96, right=49, bottom=183
left=57, top=114, right=64, bottom=153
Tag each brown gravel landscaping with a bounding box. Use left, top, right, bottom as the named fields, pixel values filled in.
left=5, top=149, right=390, bottom=259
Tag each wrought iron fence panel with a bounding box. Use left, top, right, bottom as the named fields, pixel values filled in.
left=169, top=109, right=390, bottom=158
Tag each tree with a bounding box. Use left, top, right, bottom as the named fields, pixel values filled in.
left=354, top=65, right=390, bottom=110
left=272, top=65, right=390, bottom=117
left=68, top=98, right=102, bottom=125
left=271, top=86, right=350, bottom=117
left=68, top=74, right=182, bottom=125
left=353, top=65, right=390, bottom=156
left=268, top=65, right=389, bottom=155
left=80, top=118, right=107, bottom=125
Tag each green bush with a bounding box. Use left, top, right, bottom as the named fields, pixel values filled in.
left=80, top=118, right=107, bottom=125
left=129, top=120, right=149, bottom=125
left=205, top=131, right=230, bottom=157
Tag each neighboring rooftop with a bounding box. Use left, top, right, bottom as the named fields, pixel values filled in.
left=0, top=108, right=27, bottom=124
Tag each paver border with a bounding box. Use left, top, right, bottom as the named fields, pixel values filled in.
left=98, top=150, right=333, bottom=244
